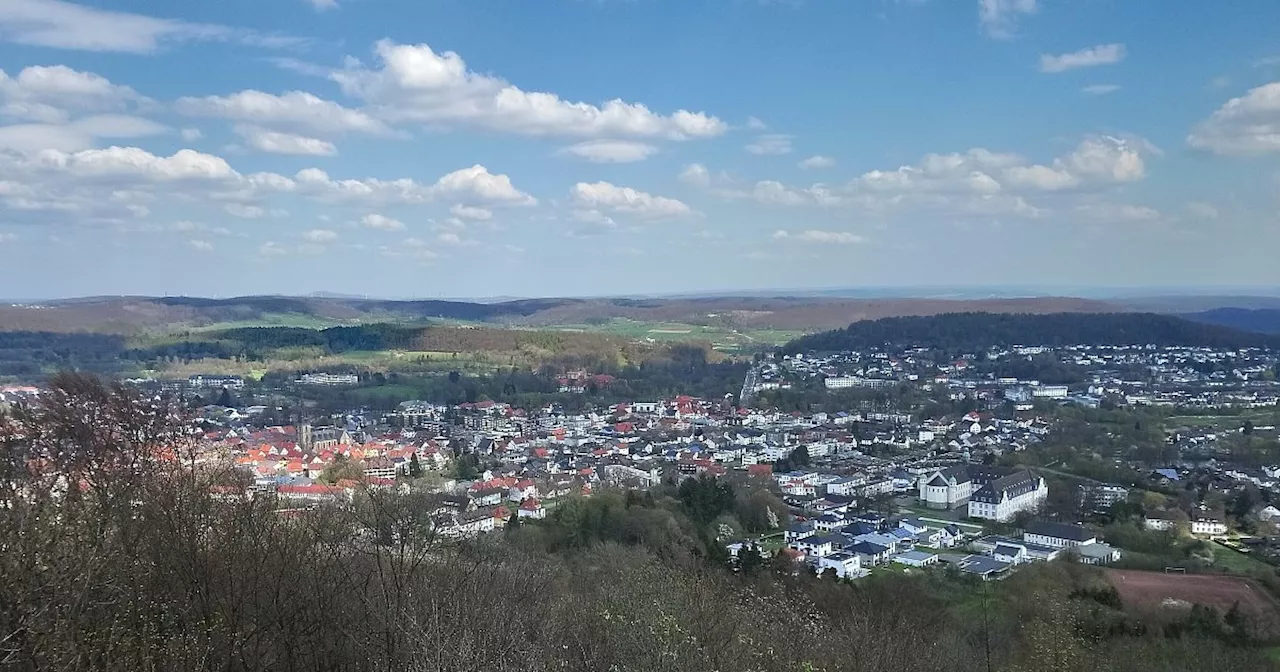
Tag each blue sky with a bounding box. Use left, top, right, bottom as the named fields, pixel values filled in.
left=0, top=0, right=1278, bottom=299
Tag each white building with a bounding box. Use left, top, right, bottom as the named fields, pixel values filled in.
left=993, top=542, right=1029, bottom=565
left=918, top=466, right=973, bottom=509
left=824, top=376, right=895, bottom=390
left=1023, top=521, right=1096, bottom=549
left=1191, top=515, right=1227, bottom=536
left=300, top=372, right=360, bottom=385
left=790, top=535, right=839, bottom=558
left=815, top=552, right=862, bottom=579
left=967, top=471, right=1048, bottom=522
left=1032, top=385, right=1069, bottom=399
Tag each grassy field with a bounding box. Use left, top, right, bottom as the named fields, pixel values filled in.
left=547, top=318, right=803, bottom=352
left=1212, top=541, right=1276, bottom=575
left=1165, top=408, right=1279, bottom=428
left=148, top=349, right=521, bottom=379
left=184, top=313, right=361, bottom=331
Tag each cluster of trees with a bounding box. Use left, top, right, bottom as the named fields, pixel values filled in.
left=1, top=373, right=1277, bottom=671
left=784, top=312, right=1280, bottom=354
left=152, top=295, right=573, bottom=322
left=300, top=346, right=747, bottom=413
left=0, top=331, right=127, bottom=377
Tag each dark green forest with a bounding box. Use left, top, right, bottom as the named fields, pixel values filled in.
left=785, top=312, right=1280, bottom=353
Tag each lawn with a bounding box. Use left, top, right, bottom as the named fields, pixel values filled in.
left=1212, top=541, right=1276, bottom=575
left=1165, top=408, right=1278, bottom=429
left=347, top=385, right=422, bottom=404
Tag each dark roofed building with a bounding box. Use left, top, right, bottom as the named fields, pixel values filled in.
left=1023, top=521, right=1097, bottom=548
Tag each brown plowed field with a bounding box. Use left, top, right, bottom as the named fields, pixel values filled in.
left=1105, top=569, right=1279, bottom=619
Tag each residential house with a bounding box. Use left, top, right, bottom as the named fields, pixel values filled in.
left=898, top=517, right=929, bottom=535
left=1192, top=511, right=1227, bottom=536
left=992, top=542, right=1029, bottom=565
left=848, top=540, right=892, bottom=566
left=791, top=534, right=841, bottom=558
left=471, top=487, right=505, bottom=507
left=785, top=522, right=816, bottom=543
left=955, top=555, right=1012, bottom=581
left=815, top=552, right=863, bottom=579
left=517, top=498, right=546, bottom=519
left=918, top=526, right=960, bottom=548
left=1144, top=511, right=1181, bottom=531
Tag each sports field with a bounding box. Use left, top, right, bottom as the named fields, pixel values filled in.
left=1105, top=568, right=1278, bottom=620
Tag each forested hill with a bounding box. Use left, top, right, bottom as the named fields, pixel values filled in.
left=783, top=312, right=1280, bottom=353
left=1182, top=308, right=1280, bottom=335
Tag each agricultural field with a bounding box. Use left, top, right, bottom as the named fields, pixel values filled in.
left=545, top=318, right=803, bottom=352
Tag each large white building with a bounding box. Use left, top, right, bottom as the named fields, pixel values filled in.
left=1191, top=514, right=1227, bottom=536
left=967, top=470, right=1048, bottom=522
left=918, top=465, right=1035, bottom=511
left=824, top=376, right=895, bottom=390
left=1032, top=385, right=1069, bottom=399
left=1023, top=521, right=1096, bottom=549
left=300, top=372, right=359, bottom=385
left=918, top=466, right=973, bottom=509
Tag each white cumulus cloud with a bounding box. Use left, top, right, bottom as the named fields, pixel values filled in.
left=235, top=125, right=336, bottom=156
left=176, top=90, right=389, bottom=135
left=360, top=213, right=404, bottom=230
left=678, top=163, right=711, bottom=187
left=571, top=181, right=691, bottom=218
left=1187, top=82, right=1280, bottom=156
left=332, top=39, right=727, bottom=140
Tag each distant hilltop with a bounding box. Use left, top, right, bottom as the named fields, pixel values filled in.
left=0, top=294, right=1122, bottom=335
left=1, top=293, right=1278, bottom=338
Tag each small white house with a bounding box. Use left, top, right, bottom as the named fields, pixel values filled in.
left=815, top=552, right=863, bottom=579
left=791, top=535, right=838, bottom=558
left=517, top=498, right=545, bottom=520
left=992, top=543, right=1029, bottom=565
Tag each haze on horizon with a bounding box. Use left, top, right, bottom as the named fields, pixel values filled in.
left=0, top=0, right=1277, bottom=299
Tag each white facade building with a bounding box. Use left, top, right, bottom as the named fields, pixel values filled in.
left=918, top=466, right=973, bottom=509
left=1191, top=517, right=1227, bottom=536
left=1023, top=522, right=1097, bottom=549
left=967, top=471, right=1048, bottom=522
